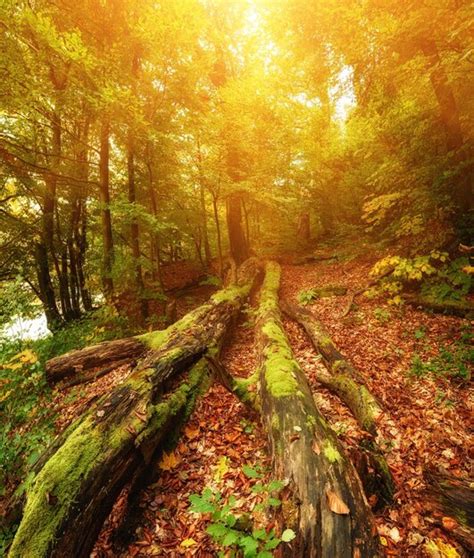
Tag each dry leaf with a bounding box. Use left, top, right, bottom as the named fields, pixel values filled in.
left=326, top=489, right=350, bottom=515
left=312, top=440, right=320, bottom=455
left=159, top=451, right=181, bottom=471
left=184, top=425, right=200, bottom=440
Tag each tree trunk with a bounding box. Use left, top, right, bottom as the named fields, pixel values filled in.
left=34, top=242, right=62, bottom=330
left=200, top=183, right=212, bottom=266
left=421, top=39, right=472, bottom=214
left=99, top=118, right=114, bottom=299
left=281, top=300, right=394, bottom=505
left=127, top=132, right=148, bottom=322
left=226, top=192, right=249, bottom=265
left=297, top=212, right=311, bottom=244
left=404, top=294, right=474, bottom=319
left=212, top=193, right=224, bottom=277
left=45, top=337, right=149, bottom=384
left=257, top=263, right=379, bottom=558
left=256, top=262, right=379, bottom=557
left=8, top=263, right=258, bottom=558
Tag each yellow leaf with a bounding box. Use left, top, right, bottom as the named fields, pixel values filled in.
left=380, top=537, right=388, bottom=547
left=462, top=265, right=474, bottom=275
left=159, top=451, right=181, bottom=471
left=180, top=538, right=197, bottom=548
left=424, top=538, right=460, bottom=558
left=213, top=456, right=229, bottom=482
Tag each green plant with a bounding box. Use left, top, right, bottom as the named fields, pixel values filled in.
left=373, top=307, right=391, bottom=324
left=297, top=288, right=317, bottom=306
left=409, top=335, right=472, bottom=382
left=189, top=467, right=295, bottom=557
left=200, top=275, right=223, bottom=287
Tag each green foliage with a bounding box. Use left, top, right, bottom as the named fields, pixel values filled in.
left=297, top=288, right=317, bottom=305
left=0, top=340, right=55, bottom=491
left=370, top=253, right=471, bottom=305
left=188, top=470, right=293, bottom=557
left=409, top=332, right=472, bottom=382
left=0, top=278, right=40, bottom=328
left=373, top=307, right=391, bottom=324
left=200, top=275, right=223, bottom=287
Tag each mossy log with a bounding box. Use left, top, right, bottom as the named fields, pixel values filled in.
left=7, top=266, right=258, bottom=558
left=311, top=284, right=347, bottom=298
left=425, top=467, right=474, bottom=553
left=281, top=301, right=394, bottom=505
left=256, top=262, right=380, bottom=558
left=404, top=294, right=474, bottom=319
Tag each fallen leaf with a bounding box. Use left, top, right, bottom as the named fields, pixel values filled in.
left=180, top=538, right=197, bottom=548
left=159, top=451, right=181, bottom=471
left=184, top=425, right=200, bottom=440
left=326, top=489, right=350, bottom=515
left=441, top=516, right=458, bottom=531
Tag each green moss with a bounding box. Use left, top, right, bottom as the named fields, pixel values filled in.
left=271, top=413, right=280, bottom=430
left=323, top=441, right=343, bottom=463
left=306, top=415, right=317, bottom=429
left=211, top=284, right=249, bottom=304
left=8, top=417, right=103, bottom=558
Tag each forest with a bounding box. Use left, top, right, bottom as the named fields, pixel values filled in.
left=0, top=0, right=473, bottom=556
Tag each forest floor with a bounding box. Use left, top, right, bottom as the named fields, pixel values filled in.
left=4, top=250, right=472, bottom=557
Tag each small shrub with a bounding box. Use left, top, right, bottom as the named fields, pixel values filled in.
left=297, top=289, right=317, bottom=306
left=373, top=307, right=391, bottom=324
left=189, top=467, right=295, bottom=557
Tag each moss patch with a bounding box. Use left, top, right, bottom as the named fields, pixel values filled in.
left=8, top=417, right=103, bottom=558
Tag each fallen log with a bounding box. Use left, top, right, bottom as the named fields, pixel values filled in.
left=256, top=262, right=380, bottom=557
left=341, top=267, right=394, bottom=317
left=281, top=301, right=394, bottom=505
left=45, top=337, right=148, bottom=384
left=425, top=467, right=474, bottom=553
left=403, top=294, right=474, bottom=319
left=7, top=263, right=258, bottom=558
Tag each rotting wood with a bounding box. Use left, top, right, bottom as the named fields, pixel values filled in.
left=281, top=300, right=395, bottom=505
left=425, top=466, right=474, bottom=553
left=256, top=261, right=380, bottom=558
left=7, top=262, right=259, bottom=558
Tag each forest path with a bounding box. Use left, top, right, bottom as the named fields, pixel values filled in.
left=90, top=254, right=472, bottom=557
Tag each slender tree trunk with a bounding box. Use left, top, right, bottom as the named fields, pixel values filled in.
left=99, top=118, right=114, bottom=299
left=297, top=212, right=311, bottom=244
left=127, top=133, right=148, bottom=322
left=34, top=242, right=62, bottom=330
left=145, top=158, right=164, bottom=289
left=226, top=192, right=249, bottom=265
left=200, top=183, right=211, bottom=266
left=212, top=194, right=224, bottom=277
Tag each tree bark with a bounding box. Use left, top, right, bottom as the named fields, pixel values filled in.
left=127, top=132, right=148, bottom=322
left=297, top=212, right=311, bottom=244
left=403, top=294, right=474, bottom=319
left=34, top=242, right=62, bottom=330
left=45, top=337, right=148, bottom=384
left=281, top=300, right=394, bottom=504
left=212, top=193, right=224, bottom=277
left=8, top=263, right=259, bottom=558
left=424, top=467, right=474, bottom=553
left=256, top=262, right=379, bottom=557
left=226, top=192, right=249, bottom=265
left=99, top=118, right=114, bottom=299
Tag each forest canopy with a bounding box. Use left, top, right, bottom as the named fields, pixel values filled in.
left=1, top=0, right=472, bottom=330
